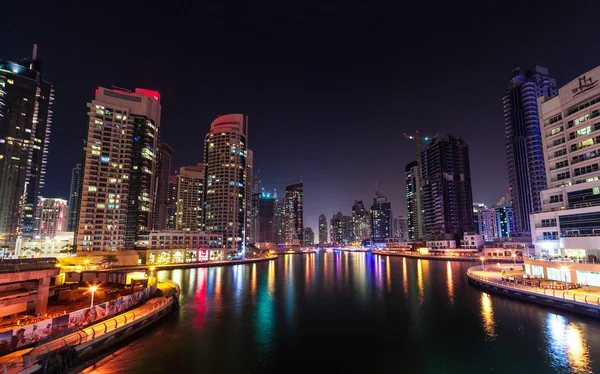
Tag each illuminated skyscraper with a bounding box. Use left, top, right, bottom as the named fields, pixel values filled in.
left=303, top=227, right=315, bottom=246
left=203, top=114, right=249, bottom=252
left=152, top=143, right=174, bottom=230
left=67, top=163, right=82, bottom=232
left=352, top=200, right=370, bottom=242
left=0, top=51, right=54, bottom=238
left=370, top=192, right=391, bottom=242
left=34, top=198, right=68, bottom=239
left=318, top=214, right=328, bottom=244
left=421, top=134, right=474, bottom=241
left=176, top=164, right=204, bottom=231
left=76, top=87, right=161, bottom=251
left=330, top=212, right=344, bottom=245
left=284, top=182, right=303, bottom=244
left=504, top=65, right=557, bottom=233
left=405, top=160, right=423, bottom=241
left=165, top=175, right=177, bottom=230
left=245, top=149, right=254, bottom=244
left=256, top=191, right=276, bottom=243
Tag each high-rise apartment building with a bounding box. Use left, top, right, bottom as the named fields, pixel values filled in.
left=504, top=65, right=557, bottom=234
left=245, top=149, right=254, bottom=244
left=0, top=52, right=54, bottom=237
left=204, top=114, right=249, bottom=252
left=256, top=191, right=276, bottom=243
left=421, top=134, right=474, bottom=241
left=405, top=161, right=423, bottom=240
left=34, top=198, right=68, bottom=238
left=330, top=212, right=344, bottom=245
left=165, top=175, right=177, bottom=230
left=152, top=143, right=173, bottom=230
left=370, top=192, right=391, bottom=242
left=284, top=182, right=303, bottom=244
left=303, top=227, right=315, bottom=246
left=67, top=163, right=82, bottom=232
left=318, top=214, right=328, bottom=244
left=176, top=164, right=204, bottom=231
left=394, top=216, right=409, bottom=241
left=76, top=87, right=161, bottom=251
left=274, top=193, right=285, bottom=244
left=352, top=200, right=371, bottom=242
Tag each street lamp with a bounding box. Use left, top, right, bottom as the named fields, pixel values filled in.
left=561, top=266, right=569, bottom=293
left=512, top=253, right=517, bottom=266
left=480, top=256, right=486, bottom=272
left=89, top=285, right=98, bottom=308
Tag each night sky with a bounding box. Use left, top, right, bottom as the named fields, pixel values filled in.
left=3, top=1, right=600, bottom=233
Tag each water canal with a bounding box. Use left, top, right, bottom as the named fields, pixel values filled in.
left=79, top=251, right=600, bottom=373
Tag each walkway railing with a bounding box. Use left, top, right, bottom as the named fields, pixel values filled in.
left=467, top=265, right=600, bottom=307
left=0, top=295, right=172, bottom=373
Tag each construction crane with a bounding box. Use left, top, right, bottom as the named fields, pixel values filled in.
left=403, top=131, right=430, bottom=164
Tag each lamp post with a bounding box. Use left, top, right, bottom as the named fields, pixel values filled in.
left=89, top=285, right=98, bottom=308
left=512, top=253, right=517, bottom=266
left=480, top=256, right=485, bottom=272
left=561, top=266, right=569, bottom=293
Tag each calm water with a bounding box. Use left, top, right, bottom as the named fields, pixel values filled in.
left=80, top=252, right=600, bottom=374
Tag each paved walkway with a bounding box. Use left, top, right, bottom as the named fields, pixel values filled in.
left=468, top=266, right=600, bottom=307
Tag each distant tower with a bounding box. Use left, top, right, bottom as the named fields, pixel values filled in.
left=318, top=214, right=328, bottom=244
left=303, top=227, right=315, bottom=246
left=405, top=161, right=423, bottom=240
left=370, top=192, right=391, bottom=242
left=67, top=163, right=82, bottom=232
left=503, top=65, right=557, bottom=234
left=352, top=200, right=371, bottom=242
left=284, top=182, right=303, bottom=244
left=176, top=164, right=204, bottom=231
left=34, top=198, right=69, bottom=239
left=165, top=175, right=178, bottom=230
left=152, top=143, right=174, bottom=230
left=204, top=114, right=249, bottom=252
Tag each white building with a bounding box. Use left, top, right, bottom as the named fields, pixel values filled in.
left=15, top=231, right=75, bottom=258
left=34, top=198, right=68, bottom=239
left=426, top=240, right=456, bottom=250
left=139, top=230, right=224, bottom=264
left=461, top=233, right=484, bottom=250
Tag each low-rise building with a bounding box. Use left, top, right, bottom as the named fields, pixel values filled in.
left=461, top=233, right=484, bottom=250
left=138, top=230, right=224, bottom=264
left=426, top=240, right=456, bottom=250
left=15, top=232, right=75, bottom=258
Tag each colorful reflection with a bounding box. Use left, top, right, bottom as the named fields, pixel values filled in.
left=480, top=292, right=496, bottom=340
left=446, top=261, right=454, bottom=306
left=402, top=257, right=408, bottom=295
left=417, top=259, right=424, bottom=305
left=386, top=256, right=391, bottom=291
left=251, top=263, right=257, bottom=297
left=545, top=314, right=592, bottom=373
left=193, top=268, right=208, bottom=331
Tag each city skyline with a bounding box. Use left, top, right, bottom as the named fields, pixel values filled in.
left=5, top=2, right=600, bottom=234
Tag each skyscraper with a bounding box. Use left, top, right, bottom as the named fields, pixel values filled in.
left=318, top=214, right=328, bottom=245
left=405, top=161, right=423, bottom=240
left=204, top=114, right=249, bottom=252
left=370, top=192, right=391, bottom=242
left=330, top=212, right=344, bottom=245
left=274, top=193, right=285, bottom=244
left=503, top=65, right=557, bottom=234
left=284, top=182, right=303, bottom=244
left=176, top=164, right=204, bottom=231
left=152, top=143, right=174, bottom=230
left=352, top=200, right=371, bottom=242
left=76, top=87, right=161, bottom=251
left=0, top=51, right=54, bottom=237
left=34, top=198, right=68, bottom=239
left=245, top=149, right=254, bottom=245
left=257, top=191, right=276, bottom=243
left=67, top=163, right=82, bottom=232
left=421, top=134, right=474, bottom=241
left=165, top=175, right=177, bottom=230
left=394, top=216, right=409, bottom=241
left=473, top=203, right=497, bottom=241
left=303, top=227, right=315, bottom=246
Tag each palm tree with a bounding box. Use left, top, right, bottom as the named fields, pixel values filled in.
left=30, top=247, right=43, bottom=258
left=103, top=254, right=119, bottom=267
left=60, top=243, right=77, bottom=256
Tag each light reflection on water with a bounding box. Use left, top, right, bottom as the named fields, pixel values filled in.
left=90, top=253, right=600, bottom=374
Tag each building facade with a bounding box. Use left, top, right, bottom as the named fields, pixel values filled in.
left=33, top=198, right=68, bottom=239
left=473, top=203, right=497, bottom=241
left=176, top=163, right=204, bottom=231
left=352, top=200, right=371, bottom=242
left=370, top=192, right=391, bottom=242
left=303, top=227, right=315, bottom=246
left=318, top=214, right=328, bottom=245
left=257, top=191, right=276, bottom=243
left=203, top=114, right=249, bottom=252
left=0, top=56, right=54, bottom=237
left=67, top=163, right=82, bottom=232
left=420, top=134, right=474, bottom=241
left=76, top=87, right=161, bottom=251
left=284, top=182, right=303, bottom=244
left=152, top=143, right=173, bottom=230
left=330, top=212, right=344, bottom=245
left=405, top=161, right=423, bottom=240
left=166, top=175, right=177, bottom=230
left=504, top=65, right=557, bottom=234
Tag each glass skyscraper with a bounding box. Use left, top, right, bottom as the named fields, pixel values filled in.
left=503, top=65, right=557, bottom=234
left=0, top=54, right=54, bottom=238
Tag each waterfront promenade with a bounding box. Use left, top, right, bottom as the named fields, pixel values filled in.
left=467, top=265, right=600, bottom=317
left=374, top=251, right=482, bottom=262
